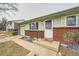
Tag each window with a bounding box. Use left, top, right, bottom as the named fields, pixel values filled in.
left=67, top=16, right=76, bottom=26
left=45, top=20, right=52, bottom=29
left=77, top=19, right=79, bottom=25
left=77, top=15, right=79, bottom=25
left=30, top=22, right=38, bottom=29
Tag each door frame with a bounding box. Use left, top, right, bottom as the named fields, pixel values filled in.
left=44, top=20, right=53, bottom=39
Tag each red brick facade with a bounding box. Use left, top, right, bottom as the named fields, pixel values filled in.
left=25, top=27, right=79, bottom=42
left=25, top=30, right=44, bottom=38
left=53, top=27, right=79, bottom=42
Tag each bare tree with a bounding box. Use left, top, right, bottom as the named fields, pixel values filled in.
left=0, top=3, right=18, bottom=31
left=0, top=3, right=18, bottom=16
left=1, top=17, right=7, bottom=31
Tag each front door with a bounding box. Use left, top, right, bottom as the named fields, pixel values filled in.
left=44, top=20, right=53, bottom=39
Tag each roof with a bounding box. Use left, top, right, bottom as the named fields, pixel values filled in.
left=8, top=19, right=25, bottom=24
left=21, top=6, right=79, bottom=25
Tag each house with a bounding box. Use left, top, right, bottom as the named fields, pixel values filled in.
left=20, top=6, right=79, bottom=42
left=6, top=20, right=25, bottom=34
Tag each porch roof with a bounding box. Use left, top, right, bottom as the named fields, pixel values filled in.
left=21, top=6, right=79, bottom=25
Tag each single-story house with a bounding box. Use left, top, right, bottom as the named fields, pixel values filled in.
left=20, top=6, right=79, bottom=42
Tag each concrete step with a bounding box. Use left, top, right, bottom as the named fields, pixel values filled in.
left=33, top=40, right=60, bottom=52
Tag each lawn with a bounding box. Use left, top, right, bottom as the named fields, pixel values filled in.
left=0, top=41, right=30, bottom=56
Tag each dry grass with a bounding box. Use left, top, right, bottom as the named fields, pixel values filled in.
left=0, top=32, right=12, bottom=38
left=0, top=41, right=30, bottom=56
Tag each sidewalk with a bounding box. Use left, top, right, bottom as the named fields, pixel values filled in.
left=9, top=36, right=57, bottom=56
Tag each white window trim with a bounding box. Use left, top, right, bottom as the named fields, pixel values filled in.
left=65, top=14, right=78, bottom=27
left=45, top=20, right=52, bottom=29
left=76, top=14, right=79, bottom=26
left=29, top=22, right=38, bottom=30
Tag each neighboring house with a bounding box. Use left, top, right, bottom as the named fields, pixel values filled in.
left=6, top=20, right=25, bottom=34
left=20, top=6, right=79, bottom=42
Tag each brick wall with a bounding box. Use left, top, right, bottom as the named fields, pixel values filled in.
left=53, top=27, right=79, bottom=42
left=25, top=30, right=44, bottom=38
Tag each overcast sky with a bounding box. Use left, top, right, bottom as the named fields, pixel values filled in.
left=0, top=3, right=79, bottom=21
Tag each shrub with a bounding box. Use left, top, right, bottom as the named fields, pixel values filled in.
left=12, top=31, right=18, bottom=35
left=75, top=32, right=79, bottom=40
left=63, top=32, right=79, bottom=42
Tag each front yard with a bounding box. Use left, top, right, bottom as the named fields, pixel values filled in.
left=0, top=41, right=30, bottom=56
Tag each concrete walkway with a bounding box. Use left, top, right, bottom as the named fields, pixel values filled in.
left=8, top=36, right=58, bottom=56
left=33, top=40, right=60, bottom=52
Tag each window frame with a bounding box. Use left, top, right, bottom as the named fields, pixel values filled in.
left=45, top=20, right=52, bottom=29
left=76, top=14, right=79, bottom=26
left=29, top=22, right=38, bottom=30
left=66, top=15, right=76, bottom=26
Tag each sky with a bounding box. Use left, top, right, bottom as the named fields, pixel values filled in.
left=0, top=3, right=79, bottom=21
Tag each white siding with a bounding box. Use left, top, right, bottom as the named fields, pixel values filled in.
left=24, top=24, right=29, bottom=30
left=20, top=24, right=30, bottom=36
left=20, top=26, right=25, bottom=36
left=53, top=18, right=62, bottom=27
left=38, top=21, right=44, bottom=31
left=61, top=16, right=66, bottom=27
